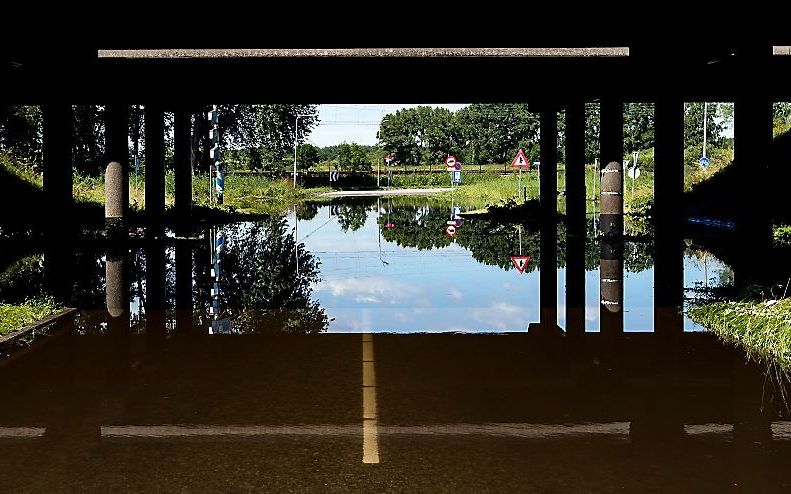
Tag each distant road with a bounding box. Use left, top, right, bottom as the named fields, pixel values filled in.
left=318, top=188, right=452, bottom=198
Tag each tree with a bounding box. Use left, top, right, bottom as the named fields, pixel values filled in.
left=0, top=105, right=42, bottom=164
left=206, top=104, right=319, bottom=171
left=454, top=104, right=539, bottom=167
left=623, top=103, right=655, bottom=153
left=297, top=143, right=319, bottom=171
left=336, top=142, right=371, bottom=172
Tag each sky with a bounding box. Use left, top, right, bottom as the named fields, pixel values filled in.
left=308, top=104, right=468, bottom=147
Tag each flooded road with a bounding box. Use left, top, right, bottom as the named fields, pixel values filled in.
left=1, top=197, right=789, bottom=492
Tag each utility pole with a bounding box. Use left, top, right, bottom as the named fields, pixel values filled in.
left=702, top=102, right=708, bottom=159
left=293, top=113, right=311, bottom=187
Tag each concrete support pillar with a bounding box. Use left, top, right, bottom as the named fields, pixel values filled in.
left=144, top=105, right=165, bottom=220
left=105, top=162, right=124, bottom=230
left=565, top=100, right=586, bottom=336
left=600, top=237, right=624, bottom=336
left=599, top=99, right=623, bottom=236
left=734, top=63, right=773, bottom=286
left=42, top=104, right=73, bottom=223
left=175, top=237, right=194, bottom=334
left=653, top=98, right=685, bottom=334
left=538, top=110, right=558, bottom=331
left=174, top=111, right=192, bottom=217
left=145, top=234, right=167, bottom=346
left=105, top=241, right=129, bottom=336
left=104, top=104, right=129, bottom=217
left=599, top=100, right=624, bottom=336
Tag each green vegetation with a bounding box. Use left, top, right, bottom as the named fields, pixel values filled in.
left=687, top=300, right=791, bottom=373
left=775, top=225, right=791, bottom=246
left=0, top=298, right=61, bottom=336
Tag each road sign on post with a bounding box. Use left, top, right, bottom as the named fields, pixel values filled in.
left=510, top=149, right=531, bottom=169
left=511, top=149, right=531, bottom=201
left=510, top=255, right=531, bottom=274
left=699, top=156, right=710, bottom=168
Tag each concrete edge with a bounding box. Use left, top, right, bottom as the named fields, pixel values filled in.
left=97, top=47, right=631, bottom=59
left=0, top=308, right=77, bottom=351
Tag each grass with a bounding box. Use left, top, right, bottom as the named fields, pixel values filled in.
left=687, top=299, right=791, bottom=373
left=0, top=298, right=62, bottom=336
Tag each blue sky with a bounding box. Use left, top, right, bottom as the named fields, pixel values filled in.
left=308, top=104, right=468, bottom=147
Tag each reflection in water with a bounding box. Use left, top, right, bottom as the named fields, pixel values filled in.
left=1, top=197, right=789, bottom=491
left=214, top=218, right=328, bottom=334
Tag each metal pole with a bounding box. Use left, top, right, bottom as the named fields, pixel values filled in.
left=293, top=116, right=299, bottom=187
left=518, top=168, right=522, bottom=201
left=378, top=157, right=381, bottom=188
left=702, top=102, right=708, bottom=159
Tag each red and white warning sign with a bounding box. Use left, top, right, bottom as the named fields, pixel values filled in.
left=445, top=225, right=458, bottom=237
left=445, top=155, right=458, bottom=169
left=510, top=149, right=531, bottom=169
left=510, top=255, right=531, bottom=273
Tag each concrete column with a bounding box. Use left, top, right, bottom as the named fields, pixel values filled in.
left=734, top=83, right=773, bottom=286
left=174, top=111, right=192, bottom=217
left=145, top=232, right=167, bottom=346
left=538, top=110, right=558, bottom=331
left=175, top=237, right=194, bottom=334
left=599, top=99, right=623, bottom=236
left=653, top=98, right=685, bottom=334
left=104, top=104, right=129, bottom=217
left=600, top=237, right=624, bottom=336
left=42, top=104, right=73, bottom=223
left=565, top=100, right=586, bottom=336
left=105, top=162, right=124, bottom=230
left=105, top=242, right=129, bottom=337
left=144, top=105, right=165, bottom=220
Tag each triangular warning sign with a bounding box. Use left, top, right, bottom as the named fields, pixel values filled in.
left=510, top=149, right=531, bottom=169
left=511, top=255, right=531, bottom=274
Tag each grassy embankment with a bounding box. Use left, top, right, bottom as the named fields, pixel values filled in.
left=0, top=298, right=61, bottom=336
left=688, top=300, right=791, bottom=373
left=74, top=172, right=331, bottom=215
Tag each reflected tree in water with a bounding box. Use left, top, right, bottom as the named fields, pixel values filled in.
left=335, top=203, right=370, bottom=232
left=216, top=218, right=328, bottom=334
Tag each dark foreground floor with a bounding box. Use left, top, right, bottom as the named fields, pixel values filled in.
left=0, top=329, right=789, bottom=492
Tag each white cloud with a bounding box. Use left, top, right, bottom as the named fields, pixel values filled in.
left=315, top=277, right=420, bottom=305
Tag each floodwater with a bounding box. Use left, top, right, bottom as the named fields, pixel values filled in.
left=1, top=197, right=790, bottom=492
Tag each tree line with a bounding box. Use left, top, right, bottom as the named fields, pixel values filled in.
left=0, top=104, right=319, bottom=175
left=375, top=103, right=747, bottom=170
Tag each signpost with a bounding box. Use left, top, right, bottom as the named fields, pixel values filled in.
left=699, top=156, right=710, bottom=168
left=446, top=155, right=461, bottom=188
left=511, top=149, right=531, bottom=201
left=382, top=155, right=395, bottom=187
left=627, top=165, right=640, bottom=198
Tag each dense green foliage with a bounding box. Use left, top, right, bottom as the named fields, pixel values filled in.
left=336, top=142, right=371, bottom=172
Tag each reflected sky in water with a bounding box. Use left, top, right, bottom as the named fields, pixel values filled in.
left=286, top=202, right=731, bottom=333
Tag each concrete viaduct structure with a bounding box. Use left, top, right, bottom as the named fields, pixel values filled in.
left=3, top=33, right=791, bottom=336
